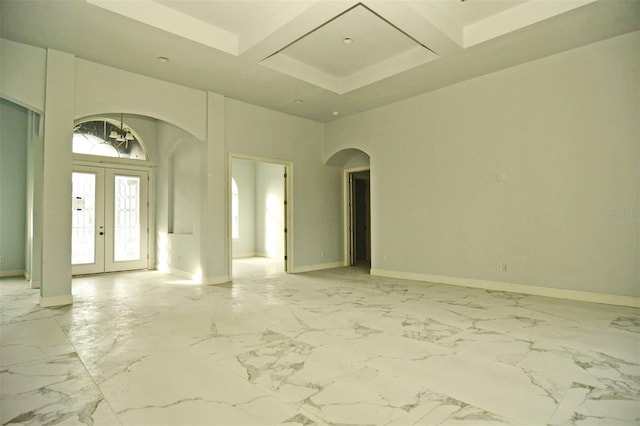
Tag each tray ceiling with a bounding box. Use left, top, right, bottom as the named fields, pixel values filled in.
left=1, top=0, right=638, bottom=122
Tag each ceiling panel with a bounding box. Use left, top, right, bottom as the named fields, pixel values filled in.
left=281, top=5, right=422, bottom=78
left=407, top=0, right=528, bottom=28
left=157, top=0, right=317, bottom=41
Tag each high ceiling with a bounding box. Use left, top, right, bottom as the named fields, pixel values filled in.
left=1, top=0, right=638, bottom=122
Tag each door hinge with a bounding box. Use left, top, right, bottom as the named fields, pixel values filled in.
left=284, top=228, right=288, bottom=233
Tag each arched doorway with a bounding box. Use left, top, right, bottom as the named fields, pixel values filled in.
left=71, top=115, right=152, bottom=275
left=325, top=148, right=371, bottom=269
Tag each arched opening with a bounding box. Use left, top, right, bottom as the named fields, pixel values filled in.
left=73, top=116, right=148, bottom=160
left=71, top=115, right=153, bottom=275
left=326, top=148, right=371, bottom=270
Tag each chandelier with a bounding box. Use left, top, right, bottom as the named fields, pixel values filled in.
left=108, top=113, right=134, bottom=148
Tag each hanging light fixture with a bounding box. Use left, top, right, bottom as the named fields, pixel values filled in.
left=108, top=113, right=134, bottom=148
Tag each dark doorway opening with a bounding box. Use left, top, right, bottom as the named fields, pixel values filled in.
left=349, top=170, right=370, bottom=267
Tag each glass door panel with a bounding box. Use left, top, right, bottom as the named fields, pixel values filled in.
left=71, top=167, right=105, bottom=275
left=72, top=173, right=95, bottom=264
left=105, top=169, right=148, bottom=272
left=72, top=165, right=148, bottom=275
left=113, top=175, right=141, bottom=262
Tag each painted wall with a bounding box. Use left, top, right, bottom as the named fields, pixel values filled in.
left=225, top=99, right=343, bottom=270
left=1, top=40, right=46, bottom=286
left=0, top=98, right=28, bottom=275
left=326, top=31, right=640, bottom=297
left=0, top=39, right=46, bottom=113
left=156, top=121, right=201, bottom=277
left=232, top=159, right=257, bottom=258
left=170, top=141, right=196, bottom=234
left=74, top=59, right=207, bottom=141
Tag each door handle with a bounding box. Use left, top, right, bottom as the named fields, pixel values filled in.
left=99, top=231, right=104, bottom=235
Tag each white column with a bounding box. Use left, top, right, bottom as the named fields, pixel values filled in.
left=40, top=49, right=74, bottom=307
left=198, top=92, right=228, bottom=283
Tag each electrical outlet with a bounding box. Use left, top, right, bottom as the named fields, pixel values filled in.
left=496, top=263, right=508, bottom=272
left=0, top=257, right=5, bottom=263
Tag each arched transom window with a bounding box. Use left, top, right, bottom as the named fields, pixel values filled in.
left=73, top=117, right=147, bottom=160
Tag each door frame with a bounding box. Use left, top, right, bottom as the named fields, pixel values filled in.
left=73, top=158, right=155, bottom=273
left=228, top=153, right=294, bottom=278
left=344, top=166, right=370, bottom=266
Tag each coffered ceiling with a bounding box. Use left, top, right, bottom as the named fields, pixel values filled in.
left=1, top=0, right=638, bottom=122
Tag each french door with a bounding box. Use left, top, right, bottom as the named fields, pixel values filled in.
left=72, top=165, right=149, bottom=275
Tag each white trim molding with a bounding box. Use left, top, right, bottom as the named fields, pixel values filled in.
left=0, top=269, right=25, bottom=278
left=203, top=275, right=231, bottom=285
left=167, top=267, right=230, bottom=285
left=371, top=269, right=640, bottom=308
left=292, top=261, right=344, bottom=274
left=40, top=294, right=74, bottom=308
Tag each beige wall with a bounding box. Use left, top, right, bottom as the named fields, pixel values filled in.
left=326, top=31, right=640, bottom=297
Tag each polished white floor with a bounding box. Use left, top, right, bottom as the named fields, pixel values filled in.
left=1, top=261, right=639, bottom=425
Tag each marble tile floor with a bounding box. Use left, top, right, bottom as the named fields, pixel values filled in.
left=1, top=265, right=639, bottom=425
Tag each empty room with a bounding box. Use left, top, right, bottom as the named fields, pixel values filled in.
left=0, top=0, right=638, bottom=425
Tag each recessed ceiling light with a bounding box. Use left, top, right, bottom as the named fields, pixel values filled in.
left=332, top=111, right=339, bottom=116
left=157, top=56, right=170, bottom=63
left=294, top=99, right=303, bottom=104
left=342, top=37, right=353, bottom=45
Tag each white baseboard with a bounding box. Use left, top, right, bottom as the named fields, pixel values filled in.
left=30, top=279, right=41, bottom=289
left=203, top=275, right=231, bottom=285
left=167, top=267, right=196, bottom=280
left=292, top=261, right=344, bottom=274
left=40, top=294, right=73, bottom=308
left=167, top=267, right=229, bottom=285
left=370, top=269, right=640, bottom=308
left=0, top=269, right=25, bottom=278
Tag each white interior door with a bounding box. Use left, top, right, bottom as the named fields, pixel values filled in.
left=72, top=166, right=148, bottom=274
